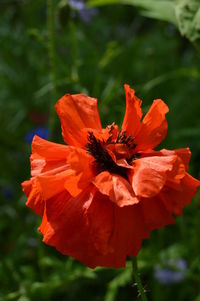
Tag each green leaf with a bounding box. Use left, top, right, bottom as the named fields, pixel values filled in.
left=87, top=0, right=177, bottom=25
left=175, top=0, right=200, bottom=42
left=87, top=0, right=200, bottom=42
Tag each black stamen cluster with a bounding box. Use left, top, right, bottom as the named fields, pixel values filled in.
left=116, top=130, right=136, bottom=149
left=86, top=132, right=127, bottom=177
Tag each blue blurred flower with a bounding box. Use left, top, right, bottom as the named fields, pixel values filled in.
left=25, top=127, right=49, bottom=144
left=69, top=0, right=98, bottom=23
left=69, top=0, right=85, bottom=10
left=154, top=259, right=188, bottom=285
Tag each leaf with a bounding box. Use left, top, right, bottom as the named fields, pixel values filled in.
left=87, top=0, right=200, bottom=42
left=175, top=0, right=200, bottom=42
left=87, top=0, right=177, bottom=25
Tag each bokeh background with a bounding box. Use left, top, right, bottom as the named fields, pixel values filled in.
left=0, top=0, right=200, bottom=300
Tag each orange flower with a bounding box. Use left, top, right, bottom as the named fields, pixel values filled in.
left=22, top=84, right=200, bottom=268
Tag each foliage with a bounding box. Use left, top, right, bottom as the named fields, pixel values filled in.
left=0, top=0, right=200, bottom=300
left=88, top=0, right=200, bottom=43
left=175, top=0, right=200, bottom=42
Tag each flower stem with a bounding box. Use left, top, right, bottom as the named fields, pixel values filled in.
left=132, top=257, right=148, bottom=301
left=47, top=0, right=57, bottom=140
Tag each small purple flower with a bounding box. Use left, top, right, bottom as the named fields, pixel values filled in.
left=79, top=8, right=98, bottom=23
left=25, top=127, right=49, bottom=144
left=69, top=0, right=98, bottom=23
left=69, top=0, right=85, bottom=10
left=154, top=259, right=188, bottom=285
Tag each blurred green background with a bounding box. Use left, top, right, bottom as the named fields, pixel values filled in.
left=0, top=0, right=200, bottom=300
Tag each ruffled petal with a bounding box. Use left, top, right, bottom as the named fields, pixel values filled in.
left=32, top=135, right=69, bottom=160
left=82, top=249, right=126, bottom=268
left=39, top=187, right=118, bottom=268
left=140, top=195, right=175, bottom=232
left=22, top=166, right=71, bottom=215
left=167, top=156, right=185, bottom=185
left=159, top=148, right=191, bottom=171
left=88, top=204, right=146, bottom=268
left=23, top=135, right=70, bottom=215
left=22, top=179, right=44, bottom=215
left=92, top=171, right=139, bottom=207
left=39, top=186, right=146, bottom=268
left=113, top=204, right=145, bottom=257
left=129, top=155, right=177, bottom=198
left=106, top=144, right=134, bottom=169
left=37, top=170, right=72, bottom=200
left=160, top=173, right=200, bottom=215
left=85, top=191, right=115, bottom=256
left=64, top=147, right=95, bottom=197
left=39, top=206, right=53, bottom=242
left=55, top=93, right=102, bottom=147
left=135, top=99, right=169, bottom=150
left=31, top=135, right=69, bottom=177
left=138, top=148, right=191, bottom=179
left=39, top=188, right=94, bottom=259
left=85, top=201, right=146, bottom=266
left=25, top=138, right=94, bottom=215
left=121, top=84, right=142, bottom=137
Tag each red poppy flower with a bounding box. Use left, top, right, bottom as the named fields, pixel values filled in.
left=22, top=84, right=200, bottom=268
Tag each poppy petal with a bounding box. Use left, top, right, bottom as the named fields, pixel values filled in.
left=39, top=187, right=118, bottom=268
left=113, top=204, right=145, bottom=257
left=121, top=84, right=142, bottom=137
left=23, top=135, right=70, bottom=215
left=37, top=170, right=72, bottom=200
left=140, top=195, right=175, bottom=232
left=31, top=135, right=69, bottom=176
left=138, top=148, right=191, bottom=173
left=159, top=148, right=191, bottom=171
left=32, top=135, right=69, bottom=160
left=39, top=187, right=145, bottom=268
left=92, top=171, right=139, bottom=207
left=85, top=191, right=115, bottom=256
left=83, top=249, right=126, bottom=268
left=166, top=156, right=185, bottom=184
left=130, top=155, right=177, bottom=198
left=64, top=147, right=95, bottom=197
left=22, top=166, right=71, bottom=215
left=22, top=179, right=44, bottom=215
left=160, top=173, right=200, bottom=215
left=55, top=93, right=102, bottom=147
left=135, top=99, right=169, bottom=150
left=39, top=187, right=94, bottom=258
left=89, top=204, right=145, bottom=268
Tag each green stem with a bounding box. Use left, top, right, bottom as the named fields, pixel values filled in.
left=47, top=0, right=57, bottom=139
left=132, top=257, right=148, bottom=301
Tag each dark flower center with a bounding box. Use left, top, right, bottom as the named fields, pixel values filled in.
left=86, top=126, right=138, bottom=177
